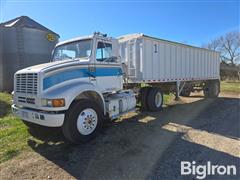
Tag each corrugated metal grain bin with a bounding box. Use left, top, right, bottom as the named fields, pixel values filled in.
left=118, top=34, right=220, bottom=83
left=0, top=16, right=59, bottom=92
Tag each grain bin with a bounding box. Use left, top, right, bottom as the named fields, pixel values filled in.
left=0, top=16, right=59, bottom=92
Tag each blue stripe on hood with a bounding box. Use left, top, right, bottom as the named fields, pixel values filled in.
left=43, top=67, right=122, bottom=90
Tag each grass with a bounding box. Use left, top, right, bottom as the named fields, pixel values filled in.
left=0, top=93, right=65, bottom=164
left=0, top=93, right=32, bottom=163
left=221, top=81, right=240, bottom=93
left=0, top=81, right=238, bottom=164
left=164, top=94, right=175, bottom=104
left=0, top=93, right=52, bottom=163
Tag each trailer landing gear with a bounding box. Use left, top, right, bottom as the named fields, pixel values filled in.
left=175, top=81, right=185, bottom=100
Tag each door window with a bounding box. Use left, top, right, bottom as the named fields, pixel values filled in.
left=96, top=42, right=116, bottom=62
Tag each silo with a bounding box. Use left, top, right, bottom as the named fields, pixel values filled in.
left=0, top=16, right=59, bottom=92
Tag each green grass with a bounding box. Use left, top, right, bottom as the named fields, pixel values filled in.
left=0, top=93, right=32, bottom=163
left=221, top=81, right=240, bottom=93
left=0, top=93, right=65, bottom=164
left=163, top=94, right=174, bottom=104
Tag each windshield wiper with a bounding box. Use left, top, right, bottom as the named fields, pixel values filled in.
left=102, top=56, right=118, bottom=63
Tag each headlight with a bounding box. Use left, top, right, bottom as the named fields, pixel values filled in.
left=41, top=98, right=65, bottom=107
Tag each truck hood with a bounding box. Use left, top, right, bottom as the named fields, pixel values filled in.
left=16, top=59, right=89, bottom=74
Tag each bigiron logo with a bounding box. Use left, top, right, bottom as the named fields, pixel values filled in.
left=181, top=161, right=237, bottom=179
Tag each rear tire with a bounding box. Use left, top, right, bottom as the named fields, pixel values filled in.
left=180, top=89, right=191, bottom=97
left=180, top=83, right=192, bottom=97
left=62, top=99, right=103, bottom=144
left=139, top=87, right=151, bottom=111
left=204, top=80, right=220, bottom=98
left=147, top=87, right=163, bottom=112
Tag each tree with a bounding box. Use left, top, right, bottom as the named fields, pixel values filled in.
left=203, top=31, right=240, bottom=64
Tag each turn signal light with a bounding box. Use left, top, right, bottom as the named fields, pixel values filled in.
left=52, top=99, right=65, bottom=107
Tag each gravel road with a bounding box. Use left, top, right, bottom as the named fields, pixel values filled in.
left=0, top=93, right=239, bottom=179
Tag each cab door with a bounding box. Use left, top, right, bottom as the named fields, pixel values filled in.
left=94, top=40, right=123, bottom=93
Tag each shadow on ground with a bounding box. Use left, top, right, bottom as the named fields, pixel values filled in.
left=27, top=96, right=240, bottom=179
left=148, top=136, right=240, bottom=180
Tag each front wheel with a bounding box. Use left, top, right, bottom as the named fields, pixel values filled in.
left=62, top=99, right=103, bottom=144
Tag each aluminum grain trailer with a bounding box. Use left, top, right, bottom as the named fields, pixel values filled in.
left=118, top=33, right=220, bottom=100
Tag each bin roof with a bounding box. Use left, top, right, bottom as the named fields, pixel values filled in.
left=0, top=16, right=59, bottom=37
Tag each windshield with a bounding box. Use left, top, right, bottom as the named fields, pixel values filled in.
left=53, top=39, right=92, bottom=61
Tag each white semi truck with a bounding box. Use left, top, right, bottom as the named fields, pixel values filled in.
left=12, top=32, right=220, bottom=143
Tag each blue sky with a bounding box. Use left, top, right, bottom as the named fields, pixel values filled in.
left=0, top=0, right=239, bottom=46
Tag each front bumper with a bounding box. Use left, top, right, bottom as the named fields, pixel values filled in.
left=12, top=104, right=65, bottom=127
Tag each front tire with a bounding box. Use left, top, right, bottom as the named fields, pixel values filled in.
left=62, top=99, right=103, bottom=144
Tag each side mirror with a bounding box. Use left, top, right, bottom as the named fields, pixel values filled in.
left=118, top=55, right=122, bottom=63
left=111, top=56, right=118, bottom=62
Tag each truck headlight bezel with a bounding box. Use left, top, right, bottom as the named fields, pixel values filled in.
left=41, top=98, right=65, bottom=107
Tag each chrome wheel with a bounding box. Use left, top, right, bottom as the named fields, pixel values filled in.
left=77, top=108, right=98, bottom=135
left=155, top=92, right=162, bottom=107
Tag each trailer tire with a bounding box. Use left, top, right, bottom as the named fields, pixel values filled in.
left=139, top=87, right=151, bottom=111
left=62, top=99, right=103, bottom=144
left=204, top=80, right=220, bottom=98
left=180, top=83, right=192, bottom=97
left=180, top=89, right=191, bottom=97
left=147, top=87, right=163, bottom=112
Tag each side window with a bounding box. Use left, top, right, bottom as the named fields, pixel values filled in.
left=96, top=42, right=113, bottom=62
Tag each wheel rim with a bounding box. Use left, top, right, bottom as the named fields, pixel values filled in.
left=77, top=108, right=98, bottom=135
left=154, top=92, right=162, bottom=107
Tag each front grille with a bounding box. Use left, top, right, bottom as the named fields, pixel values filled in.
left=18, top=97, right=35, bottom=104
left=16, top=73, right=38, bottom=94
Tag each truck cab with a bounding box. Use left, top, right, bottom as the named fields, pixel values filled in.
left=12, top=32, right=136, bottom=143
left=50, top=32, right=123, bottom=93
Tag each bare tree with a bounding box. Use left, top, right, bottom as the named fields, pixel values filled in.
left=203, top=31, right=240, bottom=64
left=204, top=39, right=220, bottom=51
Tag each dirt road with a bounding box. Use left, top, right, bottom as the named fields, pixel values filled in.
left=0, top=93, right=239, bottom=179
